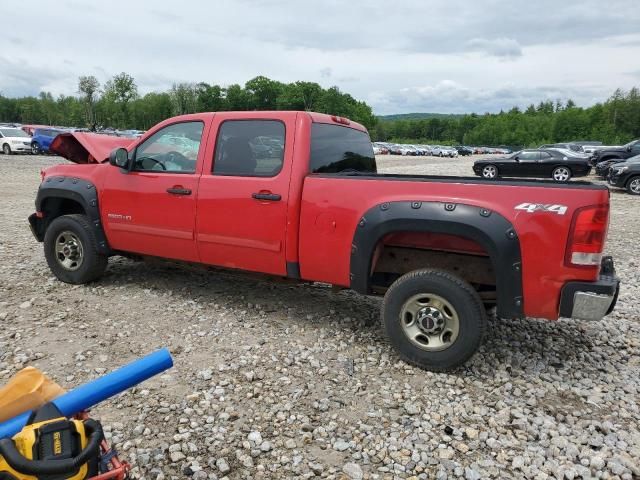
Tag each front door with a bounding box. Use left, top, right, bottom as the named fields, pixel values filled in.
left=196, top=115, right=294, bottom=275
left=512, top=150, right=540, bottom=176
left=101, top=120, right=206, bottom=262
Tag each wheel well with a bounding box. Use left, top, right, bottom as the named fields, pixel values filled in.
left=627, top=175, right=640, bottom=185
left=41, top=197, right=87, bottom=228
left=369, top=231, right=496, bottom=304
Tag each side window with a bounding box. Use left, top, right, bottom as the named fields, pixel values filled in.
left=539, top=152, right=552, bottom=159
left=632, top=142, right=640, bottom=153
left=518, top=151, right=536, bottom=160
left=133, top=121, right=203, bottom=173
left=213, top=120, right=285, bottom=177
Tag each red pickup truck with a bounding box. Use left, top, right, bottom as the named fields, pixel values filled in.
left=29, top=111, right=619, bottom=371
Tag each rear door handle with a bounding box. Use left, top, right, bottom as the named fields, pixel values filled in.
left=167, top=187, right=192, bottom=195
left=252, top=192, right=281, bottom=201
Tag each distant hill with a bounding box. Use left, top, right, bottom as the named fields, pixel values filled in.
left=377, top=113, right=463, bottom=121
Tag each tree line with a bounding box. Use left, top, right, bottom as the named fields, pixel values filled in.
left=0, top=74, right=638, bottom=148
left=0, top=73, right=376, bottom=131
left=372, top=87, right=640, bottom=147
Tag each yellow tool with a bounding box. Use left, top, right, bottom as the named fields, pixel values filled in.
left=0, top=404, right=102, bottom=480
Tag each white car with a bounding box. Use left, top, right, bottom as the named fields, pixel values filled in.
left=442, top=146, right=459, bottom=158
left=430, top=145, right=443, bottom=156
left=0, top=128, right=32, bottom=154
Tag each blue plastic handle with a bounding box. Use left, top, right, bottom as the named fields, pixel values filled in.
left=0, top=348, right=173, bottom=439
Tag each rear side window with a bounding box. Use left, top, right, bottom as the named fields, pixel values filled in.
left=213, top=120, right=285, bottom=177
left=310, top=123, right=376, bottom=174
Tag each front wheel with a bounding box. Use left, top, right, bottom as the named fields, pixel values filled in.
left=627, top=176, right=640, bottom=195
left=481, top=164, right=498, bottom=179
left=31, top=142, right=41, bottom=154
left=44, top=214, right=108, bottom=284
left=382, top=269, right=487, bottom=371
left=552, top=166, right=572, bottom=182
left=2, top=143, right=11, bottom=155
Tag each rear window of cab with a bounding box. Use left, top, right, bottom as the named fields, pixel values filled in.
left=310, top=123, right=376, bottom=174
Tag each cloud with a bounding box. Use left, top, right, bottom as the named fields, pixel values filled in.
left=467, top=38, right=523, bottom=59
left=0, top=0, right=638, bottom=115
left=372, top=81, right=611, bottom=114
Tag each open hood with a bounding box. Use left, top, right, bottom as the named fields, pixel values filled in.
left=49, top=132, right=134, bottom=164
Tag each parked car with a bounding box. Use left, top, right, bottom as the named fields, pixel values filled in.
left=441, top=146, right=458, bottom=158
left=431, top=145, right=444, bottom=156
left=28, top=111, right=619, bottom=372
left=455, top=146, right=473, bottom=156
left=591, top=139, right=640, bottom=167
left=31, top=128, right=65, bottom=154
left=473, top=149, right=591, bottom=181
left=607, top=154, right=640, bottom=195
left=540, top=143, right=585, bottom=153
left=0, top=127, right=33, bottom=154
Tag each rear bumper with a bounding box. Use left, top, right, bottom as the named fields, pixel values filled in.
left=559, top=256, right=619, bottom=321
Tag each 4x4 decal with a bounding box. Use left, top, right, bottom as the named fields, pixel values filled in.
left=515, top=203, right=568, bottom=215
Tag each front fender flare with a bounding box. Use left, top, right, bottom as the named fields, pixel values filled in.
left=350, top=201, right=524, bottom=319
left=32, top=176, right=110, bottom=254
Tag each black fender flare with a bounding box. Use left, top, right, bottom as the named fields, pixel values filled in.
left=30, top=176, right=110, bottom=254
left=350, top=201, right=524, bottom=319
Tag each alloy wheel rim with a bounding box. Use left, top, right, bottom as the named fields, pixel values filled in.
left=630, top=178, right=640, bottom=194
left=400, top=293, right=460, bottom=351
left=483, top=166, right=496, bottom=178
left=553, top=167, right=570, bottom=181
left=54, top=231, right=84, bottom=271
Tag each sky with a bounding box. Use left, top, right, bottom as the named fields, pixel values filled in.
left=1, top=0, right=639, bottom=115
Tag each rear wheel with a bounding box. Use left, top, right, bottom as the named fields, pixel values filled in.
left=481, top=164, right=498, bottom=179
left=382, top=269, right=487, bottom=371
left=44, top=214, right=108, bottom=284
left=2, top=143, right=11, bottom=155
left=552, top=166, right=572, bottom=182
left=626, top=176, right=640, bottom=195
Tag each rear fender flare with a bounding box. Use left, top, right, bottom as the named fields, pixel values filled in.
left=350, top=201, right=524, bottom=319
left=33, top=176, right=110, bottom=254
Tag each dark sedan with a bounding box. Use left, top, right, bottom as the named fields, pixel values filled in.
left=473, top=149, right=592, bottom=181
left=607, top=154, right=640, bottom=195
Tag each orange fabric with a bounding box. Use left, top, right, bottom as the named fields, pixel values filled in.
left=0, top=367, right=65, bottom=422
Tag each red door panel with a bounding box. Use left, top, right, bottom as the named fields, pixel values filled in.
left=101, top=170, right=200, bottom=262
left=196, top=114, right=297, bottom=276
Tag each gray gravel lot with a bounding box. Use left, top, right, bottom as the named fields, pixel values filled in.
left=0, top=153, right=638, bottom=480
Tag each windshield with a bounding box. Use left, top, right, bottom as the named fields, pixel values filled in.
left=0, top=128, right=29, bottom=138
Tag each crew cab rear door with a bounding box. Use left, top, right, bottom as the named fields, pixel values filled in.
left=101, top=118, right=210, bottom=262
left=196, top=113, right=296, bottom=275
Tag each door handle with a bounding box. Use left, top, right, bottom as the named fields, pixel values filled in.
left=167, top=187, right=192, bottom=195
left=252, top=192, right=281, bottom=201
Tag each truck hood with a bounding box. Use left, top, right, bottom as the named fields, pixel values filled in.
left=50, top=132, right=133, bottom=164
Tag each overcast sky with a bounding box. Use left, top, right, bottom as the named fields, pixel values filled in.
left=1, top=0, right=639, bottom=115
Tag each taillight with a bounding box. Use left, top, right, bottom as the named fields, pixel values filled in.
left=565, top=204, right=609, bottom=267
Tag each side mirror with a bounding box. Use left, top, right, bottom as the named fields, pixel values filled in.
left=109, top=148, right=130, bottom=169
left=514, top=156, right=519, bottom=161
left=627, top=146, right=632, bottom=152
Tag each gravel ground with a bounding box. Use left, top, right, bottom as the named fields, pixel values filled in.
left=0, top=153, right=638, bottom=480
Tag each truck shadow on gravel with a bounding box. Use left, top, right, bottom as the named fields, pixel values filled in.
left=99, top=257, right=598, bottom=376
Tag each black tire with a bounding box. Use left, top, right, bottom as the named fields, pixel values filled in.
left=626, top=176, right=640, bottom=195
left=31, top=142, right=41, bottom=154
left=2, top=143, right=11, bottom=155
left=382, top=269, right=487, bottom=372
left=44, top=214, right=108, bottom=284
